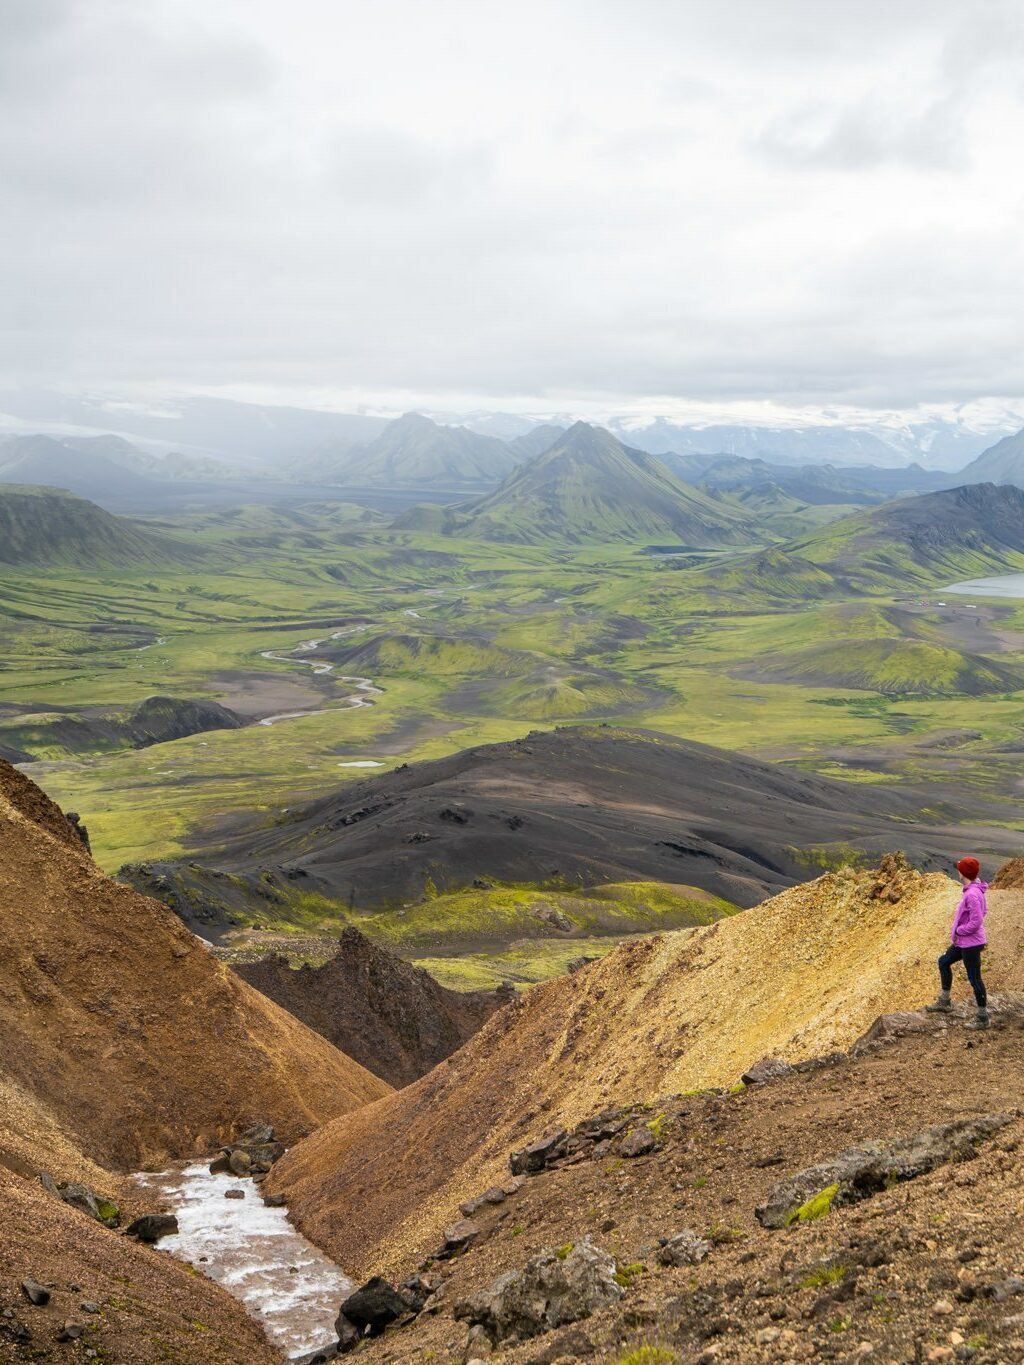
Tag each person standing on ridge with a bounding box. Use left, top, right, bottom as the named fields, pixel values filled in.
left=925, top=856, right=989, bottom=1029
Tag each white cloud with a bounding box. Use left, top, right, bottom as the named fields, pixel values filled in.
left=1, top=0, right=1023, bottom=421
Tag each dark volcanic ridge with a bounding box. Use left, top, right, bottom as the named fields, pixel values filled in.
left=120, top=726, right=1020, bottom=936
left=235, top=926, right=511, bottom=1088
left=3, top=695, right=243, bottom=760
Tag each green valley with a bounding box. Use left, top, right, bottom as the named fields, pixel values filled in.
left=5, top=463, right=1024, bottom=986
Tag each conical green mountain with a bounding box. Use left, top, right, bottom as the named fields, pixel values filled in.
left=437, top=421, right=754, bottom=544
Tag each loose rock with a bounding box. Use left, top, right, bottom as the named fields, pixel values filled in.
left=454, top=1236, right=623, bottom=1346
left=657, top=1229, right=711, bottom=1267
left=741, top=1057, right=793, bottom=1086
left=756, top=1114, right=1014, bottom=1228
left=126, top=1213, right=179, bottom=1243
left=20, top=1281, right=50, bottom=1307
left=510, top=1129, right=568, bottom=1176
left=338, top=1276, right=408, bottom=1337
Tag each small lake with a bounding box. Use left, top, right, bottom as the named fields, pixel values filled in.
left=946, top=574, right=1024, bottom=599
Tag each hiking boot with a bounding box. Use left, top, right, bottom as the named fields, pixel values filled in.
left=965, top=1008, right=990, bottom=1031
left=924, top=991, right=953, bottom=1013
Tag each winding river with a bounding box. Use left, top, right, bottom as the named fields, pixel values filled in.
left=257, top=625, right=382, bottom=725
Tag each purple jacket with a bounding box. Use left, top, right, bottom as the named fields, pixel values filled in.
left=951, top=881, right=989, bottom=948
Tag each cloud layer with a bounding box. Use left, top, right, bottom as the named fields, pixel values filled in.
left=2, top=0, right=1023, bottom=417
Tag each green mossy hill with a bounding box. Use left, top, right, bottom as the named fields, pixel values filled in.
left=0, top=485, right=193, bottom=568
left=735, top=638, right=1024, bottom=697
left=0, top=695, right=242, bottom=760
left=493, top=672, right=654, bottom=719
left=306, top=412, right=519, bottom=486
left=320, top=630, right=658, bottom=719
left=319, top=630, right=534, bottom=678
left=357, top=879, right=738, bottom=955
left=695, top=483, right=1024, bottom=599
left=409, top=422, right=755, bottom=546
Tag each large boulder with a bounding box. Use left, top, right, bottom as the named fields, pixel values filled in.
left=756, top=1114, right=1014, bottom=1229
left=126, top=1213, right=179, bottom=1243
left=454, top=1236, right=623, bottom=1346
left=40, top=1176, right=119, bottom=1228
left=337, top=1276, right=408, bottom=1338
left=741, top=1057, right=793, bottom=1086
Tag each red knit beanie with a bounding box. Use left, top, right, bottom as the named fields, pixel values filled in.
left=956, top=857, right=981, bottom=880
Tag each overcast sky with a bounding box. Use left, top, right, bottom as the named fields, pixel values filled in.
left=2, top=0, right=1024, bottom=425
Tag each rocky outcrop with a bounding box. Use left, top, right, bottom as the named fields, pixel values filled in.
left=454, top=1237, right=623, bottom=1347
left=756, top=1114, right=1015, bottom=1228
left=510, top=1103, right=668, bottom=1178
left=236, top=928, right=511, bottom=1087
left=208, top=1122, right=286, bottom=1176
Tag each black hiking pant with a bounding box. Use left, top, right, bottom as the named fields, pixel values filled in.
left=938, top=943, right=987, bottom=1008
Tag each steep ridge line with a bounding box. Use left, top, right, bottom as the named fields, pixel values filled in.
left=236, top=927, right=510, bottom=1087
left=269, top=858, right=1024, bottom=1277
left=0, top=758, right=389, bottom=1177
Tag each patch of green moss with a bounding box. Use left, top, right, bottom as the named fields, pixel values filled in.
left=614, top=1260, right=646, bottom=1288
left=785, top=1182, right=840, bottom=1226
left=616, top=1349, right=679, bottom=1365
left=555, top=1242, right=574, bottom=1260
left=647, top=1112, right=671, bottom=1142
left=800, top=1262, right=848, bottom=1289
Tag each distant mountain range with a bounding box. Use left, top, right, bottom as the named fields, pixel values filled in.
left=3, top=386, right=1019, bottom=473
left=0, top=388, right=389, bottom=465
left=5, top=400, right=1024, bottom=531
left=398, top=421, right=755, bottom=545
left=601, top=417, right=997, bottom=471
left=295, top=411, right=523, bottom=487
left=671, top=453, right=948, bottom=506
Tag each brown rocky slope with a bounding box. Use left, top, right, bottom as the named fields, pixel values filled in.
left=0, top=758, right=388, bottom=1174
left=236, top=926, right=511, bottom=1087
left=270, top=857, right=1024, bottom=1279
left=345, top=1001, right=1024, bottom=1364
left=0, top=760, right=389, bottom=1363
